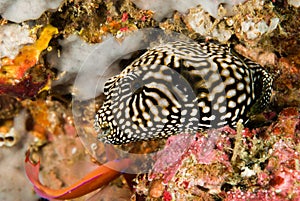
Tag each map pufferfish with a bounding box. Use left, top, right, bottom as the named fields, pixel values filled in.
left=94, top=40, right=273, bottom=144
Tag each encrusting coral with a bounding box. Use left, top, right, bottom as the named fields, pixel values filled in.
left=134, top=108, right=300, bottom=200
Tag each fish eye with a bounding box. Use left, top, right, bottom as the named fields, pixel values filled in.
left=131, top=80, right=144, bottom=94
left=99, top=122, right=112, bottom=137
left=102, top=126, right=111, bottom=135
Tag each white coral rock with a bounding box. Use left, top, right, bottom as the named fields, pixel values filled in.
left=0, top=24, right=35, bottom=59
left=0, top=0, right=63, bottom=23
left=131, top=0, right=247, bottom=21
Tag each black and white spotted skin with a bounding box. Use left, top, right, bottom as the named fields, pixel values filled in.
left=95, top=41, right=273, bottom=144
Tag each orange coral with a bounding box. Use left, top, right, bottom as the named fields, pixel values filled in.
left=100, top=12, right=137, bottom=36
left=0, top=25, right=58, bottom=84
left=22, top=99, right=68, bottom=140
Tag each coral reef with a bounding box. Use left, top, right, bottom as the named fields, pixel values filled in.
left=0, top=0, right=299, bottom=200
left=134, top=108, right=300, bottom=200
left=131, top=0, right=247, bottom=21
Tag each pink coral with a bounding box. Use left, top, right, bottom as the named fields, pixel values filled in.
left=225, top=189, right=278, bottom=201
left=163, top=190, right=172, bottom=201
left=224, top=108, right=300, bottom=201
left=135, top=107, right=300, bottom=200
left=149, top=130, right=232, bottom=184
left=269, top=107, right=300, bottom=139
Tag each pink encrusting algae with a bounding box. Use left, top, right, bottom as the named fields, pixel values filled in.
left=134, top=108, right=300, bottom=200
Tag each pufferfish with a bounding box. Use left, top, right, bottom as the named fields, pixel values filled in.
left=95, top=40, right=273, bottom=144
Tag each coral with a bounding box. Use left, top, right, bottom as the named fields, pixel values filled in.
left=0, top=25, right=57, bottom=83
left=0, top=120, right=17, bottom=147
left=268, top=107, right=300, bottom=139
left=184, top=0, right=280, bottom=44
left=119, top=0, right=155, bottom=29
left=131, top=0, right=247, bottom=21
left=99, top=12, right=138, bottom=39
left=234, top=44, right=278, bottom=67
left=49, top=0, right=107, bottom=43
left=269, top=3, right=300, bottom=59
left=271, top=56, right=300, bottom=111
left=185, top=6, right=236, bottom=43
left=0, top=0, right=298, bottom=200
left=149, top=131, right=231, bottom=184
left=0, top=25, right=57, bottom=98
left=239, top=17, right=279, bottom=40
left=0, top=24, right=35, bottom=59
left=22, top=99, right=71, bottom=141
left=135, top=131, right=233, bottom=200
left=233, top=0, right=280, bottom=46
left=130, top=0, right=200, bottom=21
left=288, top=0, right=300, bottom=7
left=134, top=108, right=300, bottom=200
left=49, top=0, right=147, bottom=43
left=133, top=0, right=249, bottom=43
left=0, top=95, right=22, bottom=119
left=225, top=135, right=300, bottom=200
left=0, top=75, right=50, bottom=99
